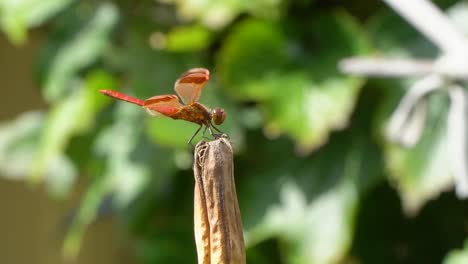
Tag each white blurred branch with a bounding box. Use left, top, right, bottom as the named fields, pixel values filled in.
left=384, top=0, right=468, bottom=55
left=386, top=74, right=443, bottom=147
left=341, top=0, right=468, bottom=78
left=338, top=0, right=468, bottom=200
left=448, top=85, right=468, bottom=197
left=339, top=58, right=434, bottom=77
left=341, top=56, right=468, bottom=79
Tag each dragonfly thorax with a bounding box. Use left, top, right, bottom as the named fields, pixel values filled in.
left=169, top=102, right=210, bottom=125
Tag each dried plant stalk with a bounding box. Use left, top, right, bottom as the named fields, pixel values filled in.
left=193, top=136, right=245, bottom=264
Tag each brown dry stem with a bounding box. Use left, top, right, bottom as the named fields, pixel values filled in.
left=193, top=135, right=245, bottom=264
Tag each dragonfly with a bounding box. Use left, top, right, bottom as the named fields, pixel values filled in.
left=99, top=68, right=226, bottom=145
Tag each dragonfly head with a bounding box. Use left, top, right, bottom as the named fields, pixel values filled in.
left=211, top=107, right=226, bottom=125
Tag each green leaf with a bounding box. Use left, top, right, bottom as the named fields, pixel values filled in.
left=165, top=0, right=282, bottom=29
left=239, top=126, right=382, bottom=263
left=0, top=111, right=44, bottom=178
left=63, top=173, right=109, bottom=258
left=0, top=0, right=74, bottom=44
left=248, top=180, right=358, bottom=264
left=65, top=103, right=176, bottom=257
left=165, top=25, right=213, bottom=52
left=443, top=240, right=468, bottom=264
left=31, top=70, right=117, bottom=195
left=381, top=88, right=452, bottom=214
left=261, top=72, right=363, bottom=153
left=43, top=2, right=118, bottom=101
left=0, top=111, right=77, bottom=196
left=64, top=104, right=145, bottom=257
left=369, top=6, right=468, bottom=213
left=217, top=14, right=369, bottom=153
left=217, top=19, right=288, bottom=100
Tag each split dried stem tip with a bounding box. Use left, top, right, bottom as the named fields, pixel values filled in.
left=193, top=135, right=245, bottom=264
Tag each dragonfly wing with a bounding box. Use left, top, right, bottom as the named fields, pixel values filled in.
left=174, top=68, right=210, bottom=105
left=143, top=94, right=183, bottom=117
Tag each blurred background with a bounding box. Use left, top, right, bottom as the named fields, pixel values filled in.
left=1, top=0, right=468, bottom=263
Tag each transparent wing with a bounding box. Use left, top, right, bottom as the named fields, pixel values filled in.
left=174, top=68, right=210, bottom=105
left=143, top=94, right=183, bottom=117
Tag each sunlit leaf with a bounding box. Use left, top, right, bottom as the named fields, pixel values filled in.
left=31, top=70, right=117, bottom=194
left=0, top=111, right=44, bottom=178
left=0, top=111, right=77, bottom=196
left=43, top=2, right=118, bottom=101
left=64, top=104, right=146, bottom=257
left=165, top=25, right=213, bottom=52
left=261, top=72, right=362, bottom=154
left=164, top=0, right=282, bottom=29
left=443, top=240, right=468, bottom=264
left=98, top=105, right=154, bottom=207
left=218, top=14, right=369, bottom=153
left=0, top=0, right=74, bottom=44
left=381, top=89, right=452, bottom=214
left=217, top=19, right=288, bottom=100
left=65, top=103, right=176, bottom=257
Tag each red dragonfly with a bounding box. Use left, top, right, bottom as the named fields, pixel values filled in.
left=99, top=68, right=226, bottom=144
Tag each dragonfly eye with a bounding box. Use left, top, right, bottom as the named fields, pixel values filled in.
left=211, top=107, right=226, bottom=125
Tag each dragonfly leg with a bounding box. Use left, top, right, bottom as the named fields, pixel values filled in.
left=201, top=125, right=211, bottom=140
left=210, top=122, right=226, bottom=137
left=188, top=125, right=203, bottom=146
left=208, top=126, right=223, bottom=139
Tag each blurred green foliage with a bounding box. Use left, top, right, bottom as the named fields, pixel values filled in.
left=0, top=0, right=467, bottom=263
